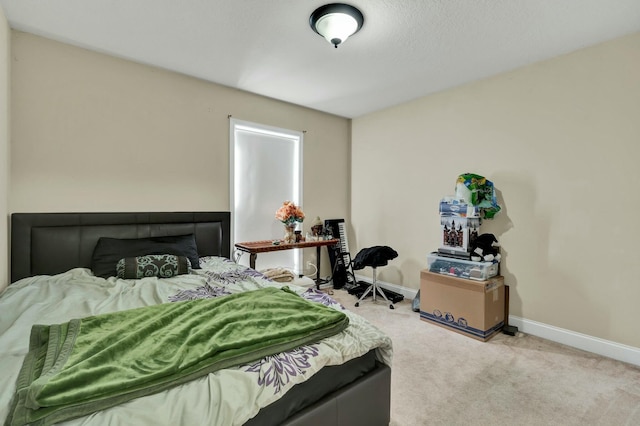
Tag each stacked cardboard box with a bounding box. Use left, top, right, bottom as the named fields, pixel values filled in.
left=432, top=197, right=500, bottom=279
left=420, top=196, right=504, bottom=341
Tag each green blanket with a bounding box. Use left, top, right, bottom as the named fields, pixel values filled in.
left=5, top=287, right=349, bottom=426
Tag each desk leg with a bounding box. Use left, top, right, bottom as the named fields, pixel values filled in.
left=316, top=246, right=321, bottom=290
left=249, top=253, right=257, bottom=270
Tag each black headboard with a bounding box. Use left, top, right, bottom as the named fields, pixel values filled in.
left=10, top=212, right=231, bottom=283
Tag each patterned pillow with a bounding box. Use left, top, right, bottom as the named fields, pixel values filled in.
left=116, top=254, right=189, bottom=279
left=92, top=234, right=201, bottom=279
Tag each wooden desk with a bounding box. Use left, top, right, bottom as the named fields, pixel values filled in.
left=235, top=238, right=340, bottom=289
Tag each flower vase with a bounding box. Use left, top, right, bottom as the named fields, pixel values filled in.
left=283, top=224, right=297, bottom=244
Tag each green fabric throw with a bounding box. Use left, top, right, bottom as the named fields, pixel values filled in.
left=5, top=287, right=349, bottom=426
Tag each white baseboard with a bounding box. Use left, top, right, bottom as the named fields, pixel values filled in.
left=509, top=316, right=640, bottom=367
left=355, top=274, right=640, bottom=367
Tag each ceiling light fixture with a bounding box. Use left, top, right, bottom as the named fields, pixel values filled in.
left=309, top=3, right=364, bottom=48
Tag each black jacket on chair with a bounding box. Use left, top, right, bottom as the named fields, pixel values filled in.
left=352, top=246, right=398, bottom=270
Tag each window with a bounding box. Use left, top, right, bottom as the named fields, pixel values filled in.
left=230, top=119, right=303, bottom=272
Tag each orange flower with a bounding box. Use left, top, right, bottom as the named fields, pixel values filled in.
left=275, top=201, right=305, bottom=225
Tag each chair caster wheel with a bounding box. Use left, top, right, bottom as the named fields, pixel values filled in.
left=389, top=304, right=394, bottom=310
left=355, top=302, right=360, bottom=307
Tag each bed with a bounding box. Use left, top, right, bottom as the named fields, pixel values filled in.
left=1, top=212, right=392, bottom=426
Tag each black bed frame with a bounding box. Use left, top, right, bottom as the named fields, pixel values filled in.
left=10, top=212, right=231, bottom=283
left=9, top=212, right=391, bottom=426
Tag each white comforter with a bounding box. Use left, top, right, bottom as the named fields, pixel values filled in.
left=0, top=257, right=392, bottom=426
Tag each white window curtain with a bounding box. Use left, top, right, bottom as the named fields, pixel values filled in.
left=230, top=118, right=303, bottom=272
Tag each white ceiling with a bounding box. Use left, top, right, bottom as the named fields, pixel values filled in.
left=1, top=0, right=639, bottom=118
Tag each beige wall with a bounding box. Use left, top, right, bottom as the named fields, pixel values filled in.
left=0, top=7, right=9, bottom=292
left=7, top=26, right=639, bottom=348
left=352, top=32, right=640, bottom=348
left=9, top=31, right=350, bottom=276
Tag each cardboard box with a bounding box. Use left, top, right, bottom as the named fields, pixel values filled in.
left=419, top=270, right=504, bottom=341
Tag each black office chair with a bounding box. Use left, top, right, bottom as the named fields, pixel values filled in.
left=351, top=246, right=398, bottom=310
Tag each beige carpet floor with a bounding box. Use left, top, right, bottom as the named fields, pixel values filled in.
left=329, top=288, right=640, bottom=426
